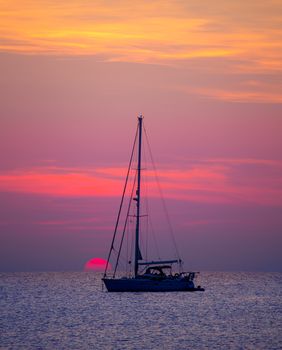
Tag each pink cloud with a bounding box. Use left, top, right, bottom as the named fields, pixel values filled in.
left=0, top=159, right=281, bottom=206
left=0, top=169, right=122, bottom=197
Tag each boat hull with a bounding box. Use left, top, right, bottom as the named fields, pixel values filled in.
left=102, top=277, right=205, bottom=292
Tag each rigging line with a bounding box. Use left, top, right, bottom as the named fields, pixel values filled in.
left=148, top=213, right=161, bottom=260
left=113, top=170, right=137, bottom=277
left=144, top=193, right=149, bottom=262
left=125, top=221, right=133, bottom=275
left=143, top=140, right=161, bottom=260
left=144, top=181, right=154, bottom=261
left=129, top=215, right=134, bottom=275
left=143, top=126, right=181, bottom=260
left=126, top=215, right=129, bottom=274
left=142, top=136, right=148, bottom=261
left=143, top=141, right=151, bottom=262
left=103, top=125, right=138, bottom=278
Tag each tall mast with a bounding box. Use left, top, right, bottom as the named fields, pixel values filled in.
left=134, top=115, right=143, bottom=277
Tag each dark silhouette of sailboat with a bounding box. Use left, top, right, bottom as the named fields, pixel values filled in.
left=102, top=116, right=204, bottom=292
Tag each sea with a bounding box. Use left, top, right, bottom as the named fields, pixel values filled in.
left=0, top=272, right=281, bottom=350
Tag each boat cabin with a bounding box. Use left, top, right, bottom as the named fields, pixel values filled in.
left=143, top=265, right=172, bottom=277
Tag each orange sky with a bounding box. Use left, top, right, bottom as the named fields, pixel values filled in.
left=1, top=0, right=281, bottom=102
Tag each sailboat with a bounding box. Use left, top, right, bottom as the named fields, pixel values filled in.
left=102, top=116, right=204, bottom=292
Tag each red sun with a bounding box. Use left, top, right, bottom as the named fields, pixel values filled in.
left=84, top=257, right=111, bottom=272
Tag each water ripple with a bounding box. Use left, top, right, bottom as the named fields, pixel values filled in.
left=1, top=272, right=281, bottom=349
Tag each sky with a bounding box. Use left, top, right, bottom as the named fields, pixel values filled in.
left=0, top=0, right=281, bottom=272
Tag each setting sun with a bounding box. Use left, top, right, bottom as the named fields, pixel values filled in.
left=84, top=258, right=111, bottom=272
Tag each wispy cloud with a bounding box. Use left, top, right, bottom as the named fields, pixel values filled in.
left=0, top=1, right=280, bottom=70
left=1, top=1, right=281, bottom=103
left=0, top=159, right=281, bottom=206
left=190, top=87, right=282, bottom=104
left=0, top=168, right=122, bottom=197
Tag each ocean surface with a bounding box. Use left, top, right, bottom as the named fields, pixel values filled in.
left=1, top=272, right=281, bottom=349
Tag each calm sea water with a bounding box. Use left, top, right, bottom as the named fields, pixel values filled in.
left=0, top=272, right=281, bottom=349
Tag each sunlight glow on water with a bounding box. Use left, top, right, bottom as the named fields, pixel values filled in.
left=1, top=272, right=281, bottom=349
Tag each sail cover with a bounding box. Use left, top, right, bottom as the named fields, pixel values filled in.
left=137, top=245, right=143, bottom=261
